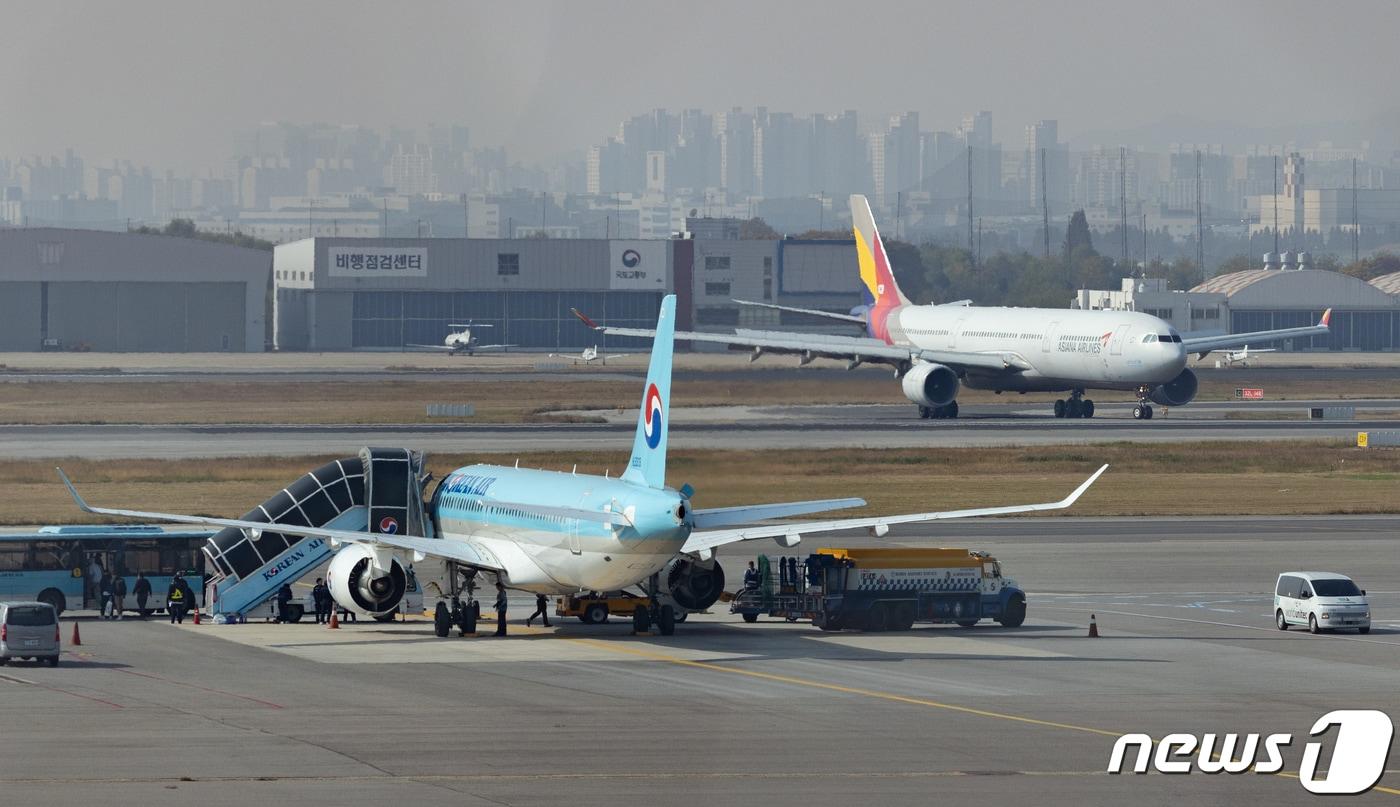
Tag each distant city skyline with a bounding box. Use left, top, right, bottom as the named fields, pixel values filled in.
left=4, top=0, right=1400, bottom=172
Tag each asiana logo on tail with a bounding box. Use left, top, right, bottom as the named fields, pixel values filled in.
left=1107, top=710, right=1394, bottom=794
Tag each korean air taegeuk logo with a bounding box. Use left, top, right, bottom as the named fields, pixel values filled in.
left=642, top=384, right=663, bottom=449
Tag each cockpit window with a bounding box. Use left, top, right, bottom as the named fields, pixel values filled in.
left=1142, top=334, right=1157, bottom=343
left=1158, top=334, right=1181, bottom=343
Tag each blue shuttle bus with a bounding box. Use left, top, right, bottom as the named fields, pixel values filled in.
left=0, top=525, right=213, bottom=615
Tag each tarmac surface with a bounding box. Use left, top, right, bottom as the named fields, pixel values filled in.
left=1, top=402, right=1391, bottom=459
left=3, top=515, right=1397, bottom=806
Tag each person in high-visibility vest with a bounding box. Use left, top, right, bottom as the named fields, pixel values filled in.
left=166, top=575, right=189, bottom=624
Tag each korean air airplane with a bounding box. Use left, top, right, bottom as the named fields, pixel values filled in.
left=579, top=196, right=1330, bottom=421
left=58, top=295, right=1105, bottom=635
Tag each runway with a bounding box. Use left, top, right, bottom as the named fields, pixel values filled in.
left=1, top=409, right=1389, bottom=459
left=2, top=515, right=1396, bottom=805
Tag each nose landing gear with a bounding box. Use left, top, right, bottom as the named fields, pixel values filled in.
left=1053, top=390, right=1094, bottom=419
left=1131, top=385, right=1154, bottom=420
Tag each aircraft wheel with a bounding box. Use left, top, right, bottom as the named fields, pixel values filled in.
left=657, top=605, right=676, bottom=636
left=1132, top=404, right=1146, bottom=420
left=1065, top=399, right=1081, bottom=418
left=918, top=406, right=931, bottom=419
left=433, top=602, right=451, bottom=638
left=1145, top=405, right=1154, bottom=419
left=1054, top=400, right=1066, bottom=418
left=946, top=401, right=959, bottom=419
left=633, top=605, right=652, bottom=634
left=1082, top=399, right=1095, bottom=418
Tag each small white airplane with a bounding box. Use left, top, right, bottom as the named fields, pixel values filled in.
left=57, top=295, right=1108, bottom=636
left=409, top=322, right=514, bottom=356
left=1212, top=345, right=1276, bottom=368
left=550, top=345, right=628, bottom=365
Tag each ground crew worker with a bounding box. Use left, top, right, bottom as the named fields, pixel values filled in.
left=493, top=581, right=508, bottom=636
left=526, top=593, right=550, bottom=627
left=167, top=575, right=188, bottom=624
left=743, top=561, right=760, bottom=591
left=99, top=572, right=114, bottom=618
left=311, top=578, right=332, bottom=624
left=275, top=583, right=293, bottom=623
left=112, top=573, right=127, bottom=620
left=133, top=572, right=151, bottom=618
left=87, top=555, right=102, bottom=607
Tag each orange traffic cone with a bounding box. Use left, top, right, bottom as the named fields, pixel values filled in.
left=192, top=606, right=201, bottom=625
left=71, top=621, right=82, bottom=646
left=1088, top=613, right=1100, bottom=638
left=328, top=610, right=339, bottom=629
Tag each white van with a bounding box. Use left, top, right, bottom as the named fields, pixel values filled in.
left=0, top=601, right=61, bottom=666
left=1274, top=572, right=1371, bottom=634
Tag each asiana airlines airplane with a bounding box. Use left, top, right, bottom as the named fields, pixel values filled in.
left=578, top=195, right=1330, bottom=421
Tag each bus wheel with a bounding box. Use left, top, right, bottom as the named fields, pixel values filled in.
left=741, top=612, right=759, bottom=623
left=957, top=620, right=978, bottom=628
left=37, top=589, right=65, bottom=617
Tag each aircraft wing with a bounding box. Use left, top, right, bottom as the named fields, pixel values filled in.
left=731, top=299, right=867, bottom=324
left=691, top=497, right=866, bottom=530
left=406, top=344, right=458, bottom=351
left=573, top=309, right=1027, bottom=372
left=1182, top=309, right=1330, bottom=356
left=56, top=468, right=631, bottom=571
left=680, top=464, right=1108, bottom=555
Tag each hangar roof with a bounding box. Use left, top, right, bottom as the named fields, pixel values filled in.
left=1191, top=269, right=1397, bottom=308
left=1370, top=271, right=1400, bottom=295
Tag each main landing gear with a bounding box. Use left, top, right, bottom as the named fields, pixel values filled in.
left=1053, top=390, right=1095, bottom=419
left=1131, top=385, right=1154, bottom=420
left=633, top=573, right=677, bottom=636
left=918, top=401, right=959, bottom=419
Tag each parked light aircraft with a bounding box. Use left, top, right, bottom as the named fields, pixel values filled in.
left=549, top=345, right=628, bottom=365
left=57, top=295, right=1106, bottom=635
left=1212, top=345, right=1275, bottom=368
left=577, top=195, right=1331, bottom=421
left=409, top=322, right=513, bottom=356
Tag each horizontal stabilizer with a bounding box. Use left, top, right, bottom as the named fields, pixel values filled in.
left=691, top=497, right=866, bottom=530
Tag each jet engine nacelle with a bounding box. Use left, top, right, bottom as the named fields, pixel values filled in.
left=659, top=557, right=726, bottom=611
left=900, top=362, right=960, bottom=408
left=327, top=544, right=408, bottom=617
left=1148, top=367, right=1199, bottom=407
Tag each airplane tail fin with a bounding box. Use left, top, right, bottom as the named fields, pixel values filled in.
left=849, top=195, right=908, bottom=342
left=621, top=295, right=675, bottom=489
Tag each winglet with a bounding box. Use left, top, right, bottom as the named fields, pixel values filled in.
left=1059, top=464, right=1109, bottom=508
left=56, top=467, right=96, bottom=514
left=571, top=308, right=600, bottom=330
left=1319, top=308, right=1332, bottom=328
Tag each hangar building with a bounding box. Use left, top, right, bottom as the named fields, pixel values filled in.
left=272, top=237, right=860, bottom=351
left=1190, top=269, right=1399, bottom=351
left=0, top=228, right=269, bottom=352
left=1075, top=268, right=1400, bottom=351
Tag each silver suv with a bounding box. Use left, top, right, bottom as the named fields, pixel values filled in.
left=0, top=601, right=61, bottom=666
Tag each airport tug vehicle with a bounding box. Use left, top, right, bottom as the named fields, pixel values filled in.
left=731, top=548, right=1025, bottom=631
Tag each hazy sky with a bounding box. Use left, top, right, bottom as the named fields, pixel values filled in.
left=3, top=0, right=1398, bottom=172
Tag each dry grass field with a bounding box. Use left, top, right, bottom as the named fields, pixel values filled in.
left=6, top=440, right=1396, bottom=526
left=0, top=371, right=1396, bottom=425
